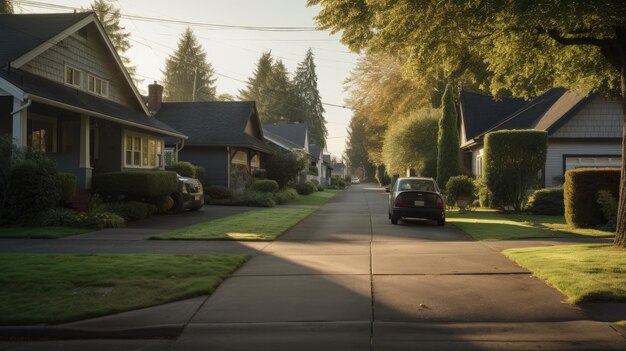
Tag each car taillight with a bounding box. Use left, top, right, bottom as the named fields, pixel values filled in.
left=394, top=196, right=404, bottom=206
left=435, top=196, right=443, bottom=209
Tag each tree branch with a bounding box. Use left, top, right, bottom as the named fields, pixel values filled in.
left=543, top=28, right=613, bottom=47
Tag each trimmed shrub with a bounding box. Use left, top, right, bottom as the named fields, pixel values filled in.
left=205, top=185, right=231, bottom=199
left=206, top=191, right=276, bottom=207
left=194, top=166, right=207, bottom=185
left=252, top=179, right=279, bottom=193
left=93, top=171, right=178, bottom=199
left=296, top=181, right=317, bottom=195
left=446, top=175, right=476, bottom=205
left=337, top=178, right=347, bottom=188
left=526, top=188, right=564, bottom=215
left=74, top=211, right=125, bottom=229
left=437, top=84, right=460, bottom=188
left=166, top=162, right=196, bottom=178
left=484, top=130, right=547, bottom=211
left=39, top=207, right=79, bottom=226
left=265, top=151, right=306, bottom=188
left=597, top=190, right=617, bottom=229
left=100, top=201, right=156, bottom=221
left=564, top=168, right=620, bottom=228
left=475, top=177, right=492, bottom=208
left=273, top=188, right=298, bottom=204
left=58, top=173, right=77, bottom=202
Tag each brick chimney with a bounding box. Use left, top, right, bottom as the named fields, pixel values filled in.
left=147, top=81, right=163, bottom=113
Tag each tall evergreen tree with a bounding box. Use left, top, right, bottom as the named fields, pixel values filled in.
left=0, top=0, right=13, bottom=14
left=345, top=115, right=375, bottom=180
left=436, top=84, right=460, bottom=188
left=90, top=0, right=136, bottom=79
left=294, top=49, right=327, bottom=147
left=162, top=28, right=217, bottom=102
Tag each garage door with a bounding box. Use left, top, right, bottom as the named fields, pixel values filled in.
left=565, top=156, right=622, bottom=171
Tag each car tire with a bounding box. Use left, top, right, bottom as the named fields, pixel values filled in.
left=190, top=204, right=203, bottom=211
left=391, top=214, right=399, bottom=225
left=167, top=192, right=184, bottom=214
left=437, top=217, right=445, bottom=226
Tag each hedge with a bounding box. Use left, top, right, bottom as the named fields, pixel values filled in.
left=526, top=187, right=564, bottom=215
left=564, top=168, right=620, bottom=228
left=295, top=181, right=317, bottom=195
left=58, top=173, right=76, bottom=202
left=93, top=171, right=178, bottom=198
left=252, top=179, right=279, bottom=193
left=484, top=130, right=547, bottom=211
left=166, top=162, right=196, bottom=178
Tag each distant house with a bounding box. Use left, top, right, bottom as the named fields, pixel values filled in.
left=153, top=90, right=273, bottom=189
left=262, top=123, right=314, bottom=183
left=0, top=13, right=186, bottom=189
left=321, top=154, right=334, bottom=185
left=333, top=161, right=346, bottom=179
left=308, top=143, right=323, bottom=183
left=459, top=89, right=623, bottom=187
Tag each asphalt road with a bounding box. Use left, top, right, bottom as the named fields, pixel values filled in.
left=2, top=184, right=625, bottom=350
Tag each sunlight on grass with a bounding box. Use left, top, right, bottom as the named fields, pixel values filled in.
left=0, top=226, right=93, bottom=239
left=504, top=244, right=626, bottom=303
left=288, top=189, right=340, bottom=206
left=0, top=253, right=248, bottom=325
left=153, top=208, right=314, bottom=241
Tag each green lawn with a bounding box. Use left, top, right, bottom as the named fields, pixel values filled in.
left=0, top=253, right=248, bottom=325
left=287, top=189, right=340, bottom=206
left=153, top=207, right=315, bottom=241
left=447, top=209, right=614, bottom=240
left=0, top=226, right=93, bottom=239
left=504, top=244, right=626, bottom=303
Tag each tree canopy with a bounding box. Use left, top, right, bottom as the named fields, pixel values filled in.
left=293, top=49, right=327, bottom=147
left=344, top=115, right=375, bottom=180
left=0, top=0, right=13, bottom=14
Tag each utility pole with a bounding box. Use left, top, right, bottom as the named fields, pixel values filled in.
left=192, top=68, right=198, bottom=102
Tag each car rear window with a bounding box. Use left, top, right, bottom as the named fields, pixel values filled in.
left=398, top=180, right=436, bottom=191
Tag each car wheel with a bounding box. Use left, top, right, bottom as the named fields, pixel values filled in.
left=190, top=204, right=203, bottom=211
left=437, top=217, right=445, bottom=226
left=167, top=192, right=184, bottom=214
left=391, top=214, right=399, bottom=225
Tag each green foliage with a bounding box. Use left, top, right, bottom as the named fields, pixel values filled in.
left=194, top=166, right=206, bottom=185
left=345, top=116, right=376, bottom=181
left=382, top=108, right=439, bottom=177
left=597, top=190, right=618, bottom=229
left=0, top=0, right=13, bottom=14
left=93, top=171, right=178, bottom=199
left=474, top=177, right=492, bottom=208
left=272, top=188, right=298, bottom=204
left=375, top=165, right=391, bottom=186
left=484, top=130, right=547, bottom=211
left=308, top=165, right=319, bottom=176
left=446, top=175, right=476, bottom=204
left=38, top=208, right=79, bottom=227
left=100, top=201, right=156, bottom=222
left=166, top=161, right=196, bottom=178
left=527, top=188, right=564, bottom=215
left=293, top=49, right=328, bottom=147
left=295, top=181, right=318, bottom=195
left=206, top=191, right=276, bottom=208
left=564, top=168, right=620, bottom=228
left=74, top=211, right=125, bottom=229
left=436, top=84, right=460, bottom=188
left=264, top=151, right=306, bottom=188
left=163, top=28, right=217, bottom=102
left=204, top=185, right=231, bottom=199
left=251, top=179, right=279, bottom=193
left=58, top=173, right=76, bottom=202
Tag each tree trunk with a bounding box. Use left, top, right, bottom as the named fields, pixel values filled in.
left=614, top=61, right=626, bottom=247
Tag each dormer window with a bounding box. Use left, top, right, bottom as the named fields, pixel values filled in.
left=64, top=65, right=82, bottom=87
left=88, top=75, right=109, bottom=97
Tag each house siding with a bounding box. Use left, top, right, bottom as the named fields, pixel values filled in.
left=20, top=26, right=137, bottom=108
left=178, top=146, right=229, bottom=187
left=545, top=140, right=622, bottom=187
left=551, top=97, right=622, bottom=138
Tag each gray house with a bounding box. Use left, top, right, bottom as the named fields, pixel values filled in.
left=459, top=88, right=623, bottom=187
left=0, top=13, right=186, bottom=189
left=262, top=123, right=317, bottom=183
left=153, top=95, right=273, bottom=189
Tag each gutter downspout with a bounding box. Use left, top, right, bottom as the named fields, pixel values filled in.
left=10, top=94, right=31, bottom=116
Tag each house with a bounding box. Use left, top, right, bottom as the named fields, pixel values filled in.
left=308, top=143, right=323, bottom=183
left=152, top=89, right=273, bottom=189
left=459, top=88, right=623, bottom=187
left=333, top=161, right=346, bottom=179
left=262, top=123, right=314, bottom=183
left=321, top=154, right=334, bottom=185
left=0, top=13, right=186, bottom=189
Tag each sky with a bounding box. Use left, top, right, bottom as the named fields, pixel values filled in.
left=14, top=0, right=358, bottom=159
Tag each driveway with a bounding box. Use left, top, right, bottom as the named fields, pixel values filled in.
left=2, top=184, right=625, bottom=350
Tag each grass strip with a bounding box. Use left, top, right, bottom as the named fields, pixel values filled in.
left=447, top=209, right=613, bottom=240
left=503, top=244, right=626, bottom=303
left=0, top=253, right=248, bottom=325
left=153, top=207, right=314, bottom=241
left=287, top=189, right=340, bottom=206
left=0, top=226, right=93, bottom=239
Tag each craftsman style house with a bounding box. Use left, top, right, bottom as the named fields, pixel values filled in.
left=459, top=89, right=623, bottom=187
left=0, top=13, right=186, bottom=189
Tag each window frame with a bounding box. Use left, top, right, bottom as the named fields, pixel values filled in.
left=27, top=113, right=57, bottom=153
left=123, top=131, right=164, bottom=169
left=87, top=74, right=110, bottom=98
left=64, top=65, right=83, bottom=88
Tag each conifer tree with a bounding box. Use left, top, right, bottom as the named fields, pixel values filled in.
left=0, top=0, right=13, bottom=14
left=294, top=48, right=327, bottom=147
left=436, top=84, right=460, bottom=188
left=162, top=28, right=217, bottom=102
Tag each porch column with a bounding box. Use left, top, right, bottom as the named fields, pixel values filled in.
left=12, top=98, right=27, bottom=148
left=79, top=115, right=92, bottom=188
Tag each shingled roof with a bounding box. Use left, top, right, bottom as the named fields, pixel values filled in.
left=0, top=12, right=93, bottom=66
left=155, top=101, right=273, bottom=153
left=262, top=123, right=308, bottom=149
left=459, top=91, right=527, bottom=142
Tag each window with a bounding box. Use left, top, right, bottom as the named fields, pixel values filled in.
left=232, top=150, right=248, bottom=166
left=88, top=75, right=109, bottom=97
left=65, top=66, right=82, bottom=87
left=565, top=156, right=622, bottom=171
left=475, top=155, right=483, bottom=176
left=124, top=133, right=163, bottom=168
left=27, top=118, right=55, bottom=152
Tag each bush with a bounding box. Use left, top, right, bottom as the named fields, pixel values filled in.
left=597, top=190, right=617, bottom=229
left=526, top=188, right=564, bottom=215
left=272, top=188, right=298, bottom=204
left=251, top=179, right=279, bottom=193
left=194, top=165, right=206, bottom=185
left=206, top=191, right=276, bottom=207
left=265, top=151, right=307, bottom=188
left=446, top=175, right=476, bottom=205
left=74, top=211, right=125, bottom=229
left=93, top=171, right=177, bottom=199
left=38, top=207, right=79, bottom=226
left=296, top=181, right=317, bottom=195
left=205, top=185, right=231, bottom=199
left=475, top=178, right=492, bottom=208
left=564, top=168, right=620, bottom=228
left=100, top=201, right=156, bottom=221
left=308, top=165, right=319, bottom=176
left=310, top=179, right=324, bottom=191
left=58, top=173, right=76, bottom=202
left=166, top=162, right=196, bottom=178
left=337, top=178, right=347, bottom=188
left=484, top=130, right=547, bottom=211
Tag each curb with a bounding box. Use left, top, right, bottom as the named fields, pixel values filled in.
left=0, top=324, right=184, bottom=340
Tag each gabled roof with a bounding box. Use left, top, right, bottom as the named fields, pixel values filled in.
left=263, top=128, right=302, bottom=152
left=322, top=154, right=333, bottom=169
left=0, top=69, right=185, bottom=138
left=459, top=91, right=527, bottom=142
left=308, top=144, right=322, bottom=161
left=155, top=101, right=273, bottom=153
left=262, top=123, right=308, bottom=149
